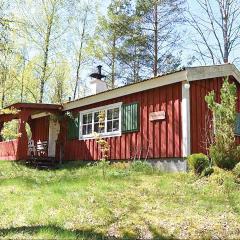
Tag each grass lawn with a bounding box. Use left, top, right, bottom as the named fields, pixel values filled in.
left=0, top=161, right=240, bottom=239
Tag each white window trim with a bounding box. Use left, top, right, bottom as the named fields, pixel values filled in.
left=79, top=102, right=122, bottom=140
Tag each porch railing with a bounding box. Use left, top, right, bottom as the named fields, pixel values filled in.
left=0, top=139, right=19, bottom=160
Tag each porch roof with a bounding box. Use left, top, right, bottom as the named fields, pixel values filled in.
left=7, top=103, right=62, bottom=111
left=0, top=103, right=62, bottom=123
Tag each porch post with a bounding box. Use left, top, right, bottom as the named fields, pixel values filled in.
left=16, top=110, right=31, bottom=160
left=0, top=122, right=3, bottom=142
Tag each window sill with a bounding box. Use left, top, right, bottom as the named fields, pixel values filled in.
left=79, top=132, right=121, bottom=140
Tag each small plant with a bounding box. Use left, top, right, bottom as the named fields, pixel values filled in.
left=187, top=153, right=210, bottom=175
left=233, top=162, right=240, bottom=178
left=94, top=111, right=110, bottom=179
left=130, top=160, right=154, bottom=173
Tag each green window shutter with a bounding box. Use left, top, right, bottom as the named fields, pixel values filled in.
left=122, top=102, right=139, bottom=133
left=235, top=113, right=240, bottom=136
left=67, top=115, right=79, bottom=140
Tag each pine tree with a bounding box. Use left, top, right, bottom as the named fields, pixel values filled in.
left=89, top=0, right=134, bottom=88
left=136, top=0, right=185, bottom=76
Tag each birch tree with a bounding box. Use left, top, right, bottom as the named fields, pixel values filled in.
left=66, top=0, right=94, bottom=100
left=17, top=0, right=67, bottom=103
left=186, top=0, right=240, bottom=65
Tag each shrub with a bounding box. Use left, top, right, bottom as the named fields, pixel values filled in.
left=187, top=153, right=210, bottom=175
left=205, top=79, right=240, bottom=170
left=233, top=162, right=240, bottom=178
left=210, top=145, right=240, bottom=170
left=130, top=160, right=153, bottom=173
left=202, top=166, right=214, bottom=177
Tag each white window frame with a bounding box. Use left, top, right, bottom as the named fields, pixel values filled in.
left=79, top=102, right=122, bottom=140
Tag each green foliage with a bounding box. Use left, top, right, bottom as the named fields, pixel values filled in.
left=233, top=162, right=240, bottom=178
left=209, top=146, right=240, bottom=170
left=202, top=166, right=214, bottom=177
left=95, top=159, right=110, bottom=179
left=111, top=161, right=130, bottom=169
left=1, top=120, right=19, bottom=140
left=130, top=160, right=154, bottom=173
left=187, top=153, right=210, bottom=175
left=1, top=120, right=31, bottom=141
left=205, top=78, right=240, bottom=170
left=208, top=167, right=234, bottom=185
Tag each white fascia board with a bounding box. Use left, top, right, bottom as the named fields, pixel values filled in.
left=63, top=71, right=187, bottom=111
left=31, top=112, right=50, bottom=119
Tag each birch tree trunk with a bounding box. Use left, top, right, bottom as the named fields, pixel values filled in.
left=73, top=10, right=88, bottom=100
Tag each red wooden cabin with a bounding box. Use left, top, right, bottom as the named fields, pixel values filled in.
left=0, top=64, right=240, bottom=171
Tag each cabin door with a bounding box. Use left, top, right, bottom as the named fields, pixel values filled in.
left=48, top=118, right=60, bottom=157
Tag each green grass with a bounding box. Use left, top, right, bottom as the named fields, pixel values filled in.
left=0, top=161, right=239, bottom=239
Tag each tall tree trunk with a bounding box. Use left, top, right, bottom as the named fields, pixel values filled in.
left=222, top=4, right=229, bottom=63
left=20, top=59, right=26, bottom=102
left=111, top=35, right=116, bottom=89
left=39, top=5, right=55, bottom=103
left=73, top=10, right=88, bottom=100
left=153, top=3, right=158, bottom=76
left=133, top=44, right=137, bottom=82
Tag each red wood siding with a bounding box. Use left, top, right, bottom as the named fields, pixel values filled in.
left=190, top=76, right=240, bottom=154
left=63, top=82, right=183, bottom=161
left=30, top=116, right=49, bottom=142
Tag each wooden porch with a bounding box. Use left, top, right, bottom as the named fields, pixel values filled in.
left=0, top=103, right=62, bottom=165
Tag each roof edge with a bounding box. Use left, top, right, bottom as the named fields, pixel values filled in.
left=63, top=70, right=187, bottom=111
left=63, top=64, right=240, bottom=111
left=186, top=63, right=240, bottom=83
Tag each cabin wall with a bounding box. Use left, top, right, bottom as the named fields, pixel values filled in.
left=29, top=116, right=49, bottom=143
left=63, top=82, right=183, bottom=161
left=190, top=76, right=240, bottom=154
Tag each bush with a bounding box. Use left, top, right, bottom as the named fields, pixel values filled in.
left=233, top=162, right=240, bottom=178
left=210, top=145, right=240, bottom=170
left=130, top=160, right=154, bottom=173
left=187, top=153, right=210, bottom=175
left=202, top=166, right=214, bottom=177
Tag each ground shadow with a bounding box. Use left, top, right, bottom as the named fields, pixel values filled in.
left=0, top=224, right=174, bottom=240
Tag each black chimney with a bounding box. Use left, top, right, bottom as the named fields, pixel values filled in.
left=90, top=65, right=106, bottom=80
left=97, top=65, right=102, bottom=75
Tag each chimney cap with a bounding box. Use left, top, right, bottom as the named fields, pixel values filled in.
left=90, top=65, right=106, bottom=80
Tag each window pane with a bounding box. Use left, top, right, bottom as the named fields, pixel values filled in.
left=94, top=112, right=99, bottom=122
left=107, top=121, right=113, bottom=132
left=107, top=109, right=113, bottom=120
left=87, top=113, right=92, bottom=123
left=113, top=120, right=119, bottom=131
left=113, top=108, right=119, bottom=119
left=87, top=124, right=92, bottom=134
left=83, top=114, right=87, bottom=124
left=94, top=123, right=99, bottom=133
left=82, top=125, right=87, bottom=135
